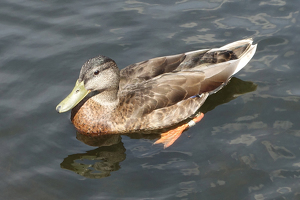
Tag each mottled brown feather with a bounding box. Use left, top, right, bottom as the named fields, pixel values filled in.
left=69, top=39, right=257, bottom=135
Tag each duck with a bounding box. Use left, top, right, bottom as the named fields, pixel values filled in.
left=56, top=38, right=257, bottom=148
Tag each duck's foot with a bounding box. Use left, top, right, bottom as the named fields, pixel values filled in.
left=154, top=124, right=189, bottom=148
left=154, top=113, right=204, bottom=148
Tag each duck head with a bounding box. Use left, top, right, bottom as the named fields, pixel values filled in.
left=56, top=55, right=120, bottom=113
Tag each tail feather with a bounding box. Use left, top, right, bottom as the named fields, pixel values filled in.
left=190, top=38, right=257, bottom=94
left=202, top=38, right=257, bottom=77
left=232, top=42, right=257, bottom=75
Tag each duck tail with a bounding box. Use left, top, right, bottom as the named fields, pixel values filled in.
left=219, top=38, right=257, bottom=75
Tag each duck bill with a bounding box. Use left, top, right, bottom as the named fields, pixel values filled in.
left=56, top=80, right=90, bottom=113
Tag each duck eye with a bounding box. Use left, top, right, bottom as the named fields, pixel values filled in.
left=94, top=70, right=100, bottom=75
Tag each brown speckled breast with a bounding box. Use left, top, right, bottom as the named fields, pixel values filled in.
left=71, top=99, right=113, bottom=136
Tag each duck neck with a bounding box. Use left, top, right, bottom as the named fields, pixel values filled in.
left=91, top=88, right=119, bottom=110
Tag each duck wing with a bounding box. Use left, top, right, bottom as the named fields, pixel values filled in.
left=118, top=71, right=209, bottom=130
left=117, top=39, right=257, bottom=129
left=119, top=38, right=256, bottom=91
left=119, top=71, right=205, bottom=115
left=119, top=53, right=191, bottom=89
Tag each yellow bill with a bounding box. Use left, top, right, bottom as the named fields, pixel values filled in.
left=56, top=80, right=90, bottom=113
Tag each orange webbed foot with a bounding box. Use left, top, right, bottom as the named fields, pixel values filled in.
left=154, top=113, right=204, bottom=148
left=154, top=123, right=189, bottom=148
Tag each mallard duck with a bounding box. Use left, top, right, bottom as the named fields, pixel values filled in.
left=56, top=38, right=257, bottom=148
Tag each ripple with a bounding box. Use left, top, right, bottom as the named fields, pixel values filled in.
left=262, top=141, right=295, bottom=160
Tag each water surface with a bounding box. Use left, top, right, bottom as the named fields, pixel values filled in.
left=1, top=0, right=300, bottom=199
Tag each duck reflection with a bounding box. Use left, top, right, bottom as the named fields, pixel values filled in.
left=61, top=77, right=256, bottom=178
left=200, top=77, right=257, bottom=114
left=60, top=136, right=126, bottom=179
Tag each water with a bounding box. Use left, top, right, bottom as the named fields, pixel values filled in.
left=1, top=0, right=300, bottom=199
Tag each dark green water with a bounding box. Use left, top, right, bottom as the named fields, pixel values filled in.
left=1, top=0, right=300, bottom=199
